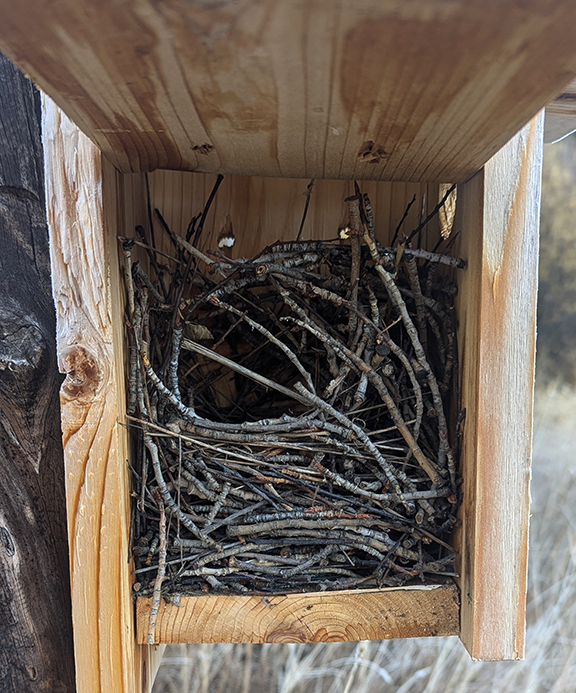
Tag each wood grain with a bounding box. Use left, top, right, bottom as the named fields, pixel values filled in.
left=141, top=173, right=440, bottom=257
left=1, top=1, right=575, bottom=181
left=136, top=585, right=459, bottom=645
left=42, top=96, right=164, bottom=693
left=454, top=114, right=543, bottom=660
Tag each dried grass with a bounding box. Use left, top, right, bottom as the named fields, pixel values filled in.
left=151, top=382, right=576, bottom=692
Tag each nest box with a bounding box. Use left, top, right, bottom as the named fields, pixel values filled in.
left=2, top=2, right=576, bottom=692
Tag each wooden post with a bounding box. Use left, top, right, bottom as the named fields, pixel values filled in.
left=0, top=53, right=75, bottom=692
left=455, top=113, right=543, bottom=660
left=42, top=96, right=164, bottom=693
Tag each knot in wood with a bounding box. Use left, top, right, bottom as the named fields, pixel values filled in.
left=61, top=346, right=101, bottom=401
left=191, top=143, right=214, bottom=155
left=357, top=140, right=388, bottom=164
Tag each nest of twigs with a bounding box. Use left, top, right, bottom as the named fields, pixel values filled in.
left=125, top=187, right=464, bottom=598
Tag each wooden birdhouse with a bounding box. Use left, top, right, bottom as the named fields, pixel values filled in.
left=1, top=2, right=576, bottom=692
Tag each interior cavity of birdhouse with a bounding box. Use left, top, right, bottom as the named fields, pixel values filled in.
left=118, top=169, right=465, bottom=604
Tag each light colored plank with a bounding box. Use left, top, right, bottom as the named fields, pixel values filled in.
left=2, top=1, right=575, bottom=181
left=42, top=96, right=164, bottom=693
left=454, top=113, right=543, bottom=660
left=136, top=585, right=459, bottom=644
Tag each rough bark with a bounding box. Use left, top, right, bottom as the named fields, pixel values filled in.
left=0, top=52, right=75, bottom=693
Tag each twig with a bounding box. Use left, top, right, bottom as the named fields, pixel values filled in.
left=191, top=174, right=224, bottom=249
left=295, top=179, right=315, bottom=242
left=391, top=194, right=416, bottom=246
left=406, top=184, right=457, bottom=244
left=147, top=493, right=167, bottom=644
left=180, top=339, right=312, bottom=406
left=345, top=194, right=362, bottom=345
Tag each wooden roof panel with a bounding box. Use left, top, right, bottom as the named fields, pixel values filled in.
left=1, top=0, right=576, bottom=181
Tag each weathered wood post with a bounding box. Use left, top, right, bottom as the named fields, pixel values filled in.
left=0, top=53, right=75, bottom=692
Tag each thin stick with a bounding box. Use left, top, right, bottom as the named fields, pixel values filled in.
left=180, top=338, right=312, bottom=405
left=378, top=245, right=466, bottom=269
left=173, top=234, right=220, bottom=271
left=404, top=255, right=427, bottom=351
left=345, top=194, right=362, bottom=344
left=144, top=173, right=157, bottom=250
left=192, top=174, right=225, bottom=249
left=391, top=195, right=416, bottom=246
left=295, top=178, right=315, bottom=242
left=147, top=493, right=167, bottom=644
left=406, top=184, right=456, bottom=244
left=215, top=299, right=315, bottom=393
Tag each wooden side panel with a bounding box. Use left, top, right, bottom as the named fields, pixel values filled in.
left=1, top=0, right=575, bottom=181
left=455, top=114, right=543, bottom=660
left=42, top=97, right=164, bottom=693
left=136, top=585, right=459, bottom=645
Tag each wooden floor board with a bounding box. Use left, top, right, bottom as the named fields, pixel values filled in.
left=136, top=584, right=460, bottom=645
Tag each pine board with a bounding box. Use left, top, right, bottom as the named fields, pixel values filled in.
left=1, top=0, right=573, bottom=181
left=42, top=96, right=164, bottom=693
left=136, top=585, right=459, bottom=645
left=454, top=114, right=543, bottom=660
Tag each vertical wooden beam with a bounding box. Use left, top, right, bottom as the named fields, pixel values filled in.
left=456, top=113, right=543, bottom=660
left=42, top=96, right=164, bottom=692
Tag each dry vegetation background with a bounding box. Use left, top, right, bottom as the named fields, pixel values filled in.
left=153, top=137, right=576, bottom=693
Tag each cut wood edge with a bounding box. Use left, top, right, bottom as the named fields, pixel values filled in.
left=136, top=584, right=459, bottom=645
